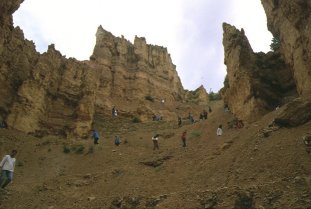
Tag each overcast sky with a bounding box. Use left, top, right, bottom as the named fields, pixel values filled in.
left=13, top=0, right=272, bottom=92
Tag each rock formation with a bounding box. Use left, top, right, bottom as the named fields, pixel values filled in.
left=0, top=0, right=209, bottom=138
left=261, top=0, right=311, bottom=97
left=222, top=23, right=296, bottom=122
left=222, top=0, right=311, bottom=125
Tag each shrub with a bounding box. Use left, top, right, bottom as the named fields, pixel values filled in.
left=132, top=116, right=141, bottom=123
left=72, top=144, right=85, bottom=154
left=270, top=36, right=280, bottom=52
left=63, top=145, right=71, bottom=154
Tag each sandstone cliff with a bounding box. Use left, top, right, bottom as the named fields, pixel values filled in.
left=222, top=23, right=296, bottom=122
left=261, top=0, right=311, bottom=96
left=0, top=0, right=209, bottom=138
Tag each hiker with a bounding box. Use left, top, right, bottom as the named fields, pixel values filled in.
left=114, top=135, right=121, bottom=146
left=112, top=106, right=115, bottom=116
left=0, top=120, right=7, bottom=128
left=199, top=112, right=204, bottom=120
left=181, top=130, right=187, bottom=147
left=0, top=150, right=17, bottom=189
left=188, top=113, right=194, bottom=124
left=217, top=125, right=223, bottom=136
left=203, top=110, right=208, bottom=120
left=92, top=129, right=100, bottom=144
left=178, top=116, right=182, bottom=127
left=152, top=134, right=160, bottom=150
left=224, top=104, right=229, bottom=112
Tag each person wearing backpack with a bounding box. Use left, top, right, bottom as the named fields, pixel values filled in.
left=92, top=129, right=100, bottom=144
left=114, top=135, right=121, bottom=146
left=0, top=150, right=17, bottom=189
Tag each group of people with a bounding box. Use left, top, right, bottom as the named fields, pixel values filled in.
left=91, top=130, right=124, bottom=146
left=152, top=130, right=187, bottom=150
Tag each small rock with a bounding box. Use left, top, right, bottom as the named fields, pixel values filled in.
left=84, top=174, right=91, bottom=179
left=88, top=196, right=96, bottom=201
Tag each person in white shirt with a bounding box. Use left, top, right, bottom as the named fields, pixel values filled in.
left=0, top=150, right=17, bottom=189
left=152, top=134, right=160, bottom=150
left=217, top=124, right=223, bottom=136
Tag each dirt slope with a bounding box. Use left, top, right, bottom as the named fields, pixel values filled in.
left=0, top=101, right=310, bottom=209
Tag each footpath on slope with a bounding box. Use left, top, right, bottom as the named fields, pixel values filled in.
left=0, top=100, right=310, bottom=209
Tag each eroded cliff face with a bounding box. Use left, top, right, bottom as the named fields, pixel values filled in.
left=261, top=0, right=311, bottom=96
left=90, top=26, right=189, bottom=120
left=0, top=0, right=209, bottom=138
left=222, top=0, right=311, bottom=125
left=222, top=23, right=296, bottom=122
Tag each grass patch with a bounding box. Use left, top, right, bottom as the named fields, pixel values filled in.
left=87, top=145, right=94, bottom=154
left=71, top=144, right=85, bottom=154
left=63, top=144, right=85, bottom=154
left=190, top=131, right=201, bottom=138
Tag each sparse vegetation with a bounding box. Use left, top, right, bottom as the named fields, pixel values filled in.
left=72, top=144, right=85, bottom=154
left=63, top=145, right=71, bottom=153
left=190, top=130, right=201, bottom=138
left=132, top=116, right=141, bottom=123
left=208, top=91, right=221, bottom=101
left=63, top=144, right=85, bottom=154
left=87, top=145, right=94, bottom=154
left=270, top=36, right=280, bottom=52
left=145, top=95, right=154, bottom=102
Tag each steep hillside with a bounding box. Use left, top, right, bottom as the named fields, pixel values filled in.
left=0, top=101, right=310, bottom=209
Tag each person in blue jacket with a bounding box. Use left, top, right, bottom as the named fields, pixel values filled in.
left=92, top=130, right=100, bottom=144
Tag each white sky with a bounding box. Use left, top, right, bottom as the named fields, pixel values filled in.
left=13, top=0, right=272, bottom=92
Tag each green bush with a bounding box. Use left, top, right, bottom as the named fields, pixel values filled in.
left=132, top=116, right=141, bottom=123
left=63, top=145, right=71, bottom=154
left=270, top=36, right=280, bottom=52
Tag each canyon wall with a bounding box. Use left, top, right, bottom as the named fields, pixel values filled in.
left=0, top=0, right=209, bottom=138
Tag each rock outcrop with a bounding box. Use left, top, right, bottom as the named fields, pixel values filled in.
left=222, top=23, right=296, bottom=122
left=0, top=0, right=209, bottom=138
left=261, top=0, right=311, bottom=97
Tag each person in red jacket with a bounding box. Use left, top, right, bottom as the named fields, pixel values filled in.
left=181, top=131, right=187, bottom=147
